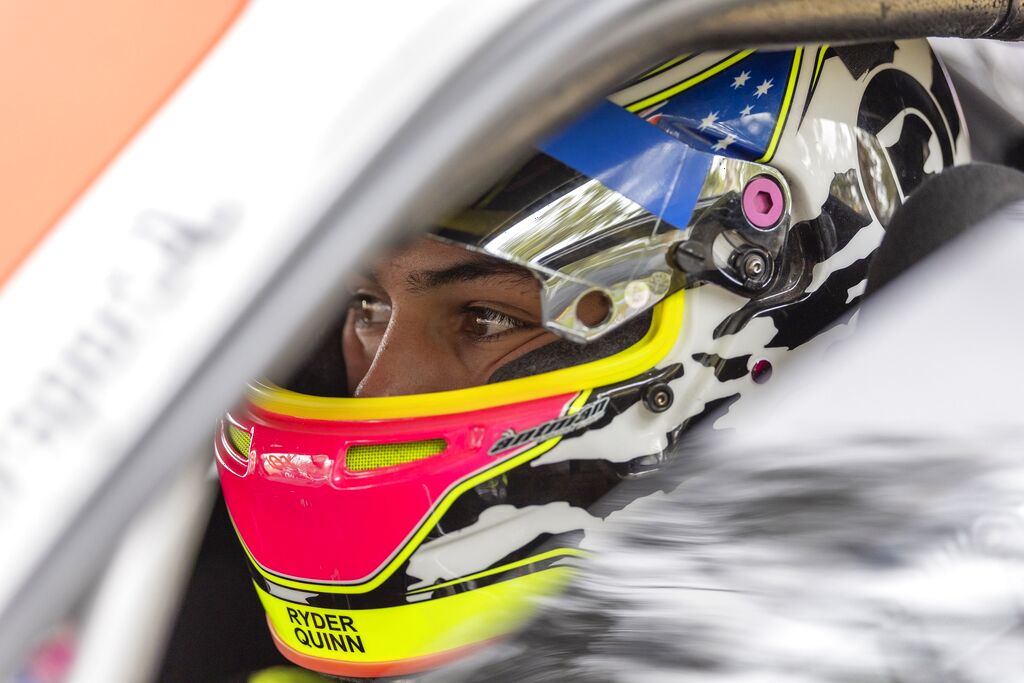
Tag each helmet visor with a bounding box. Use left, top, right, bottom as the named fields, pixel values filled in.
left=437, top=100, right=790, bottom=342
left=272, top=101, right=790, bottom=398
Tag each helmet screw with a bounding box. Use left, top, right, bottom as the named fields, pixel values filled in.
left=743, top=253, right=766, bottom=278
left=739, top=249, right=772, bottom=289
left=643, top=383, right=674, bottom=413
left=742, top=175, right=785, bottom=230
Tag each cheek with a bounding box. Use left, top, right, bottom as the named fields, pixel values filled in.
left=341, top=317, right=375, bottom=393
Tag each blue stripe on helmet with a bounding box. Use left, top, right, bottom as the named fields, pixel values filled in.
left=537, top=100, right=712, bottom=230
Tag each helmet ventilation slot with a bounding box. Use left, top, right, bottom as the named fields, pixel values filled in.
left=346, top=438, right=447, bottom=472
left=226, top=422, right=253, bottom=459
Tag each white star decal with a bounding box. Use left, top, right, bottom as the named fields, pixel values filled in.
left=754, top=78, right=774, bottom=98
left=711, top=133, right=737, bottom=151
left=740, top=104, right=754, bottom=117
left=731, top=71, right=751, bottom=89
left=698, top=111, right=719, bottom=131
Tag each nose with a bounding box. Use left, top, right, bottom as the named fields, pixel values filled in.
left=354, top=317, right=461, bottom=397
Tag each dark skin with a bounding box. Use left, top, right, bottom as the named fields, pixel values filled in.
left=343, top=237, right=562, bottom=397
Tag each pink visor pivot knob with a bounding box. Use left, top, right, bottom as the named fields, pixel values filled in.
left=742, top=176, right=784, bottom=230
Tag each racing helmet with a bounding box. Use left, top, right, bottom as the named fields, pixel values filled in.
left=216, top=40, right=968, bottom=679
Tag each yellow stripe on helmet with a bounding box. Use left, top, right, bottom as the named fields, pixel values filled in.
left=257, top=565, right=573, bottom=666
left=625, top=50, right=755, bottom=113
left=757, top=47, right=804, bottom=164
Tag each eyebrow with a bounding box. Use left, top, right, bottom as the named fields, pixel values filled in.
left=404, top=259, right=536, bottom=292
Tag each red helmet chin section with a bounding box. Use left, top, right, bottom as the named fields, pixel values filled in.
left=217, top=391, right=580, bottom=585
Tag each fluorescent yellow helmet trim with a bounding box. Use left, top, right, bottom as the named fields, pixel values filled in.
left=625, top=50, right=754, bottom=112
left=257, top=565, right=573, bottom=666
left=812, top=45, right=829, bottom=90
left=757, top=46, right=803, bottom=164
left=237, top=391, right=592, bottom=594
left=249, top=290, right=684, bottom=421
left=636, top=53, right=694, bottom=81
left=248, top=667, right=327, bottom=683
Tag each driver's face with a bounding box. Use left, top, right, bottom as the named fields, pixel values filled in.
left=343, top=237, right=559, bottom=397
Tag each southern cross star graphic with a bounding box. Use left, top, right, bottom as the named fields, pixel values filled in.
left=754, top=78, right=774, bottom=98
left=638, top=49, right=796, bottom=162
left=698, top=111, right=719, bottom=130
left=711, top=133, right=737, bottom=151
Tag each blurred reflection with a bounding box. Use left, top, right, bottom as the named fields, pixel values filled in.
left=434, top=429, right=1024, bottom=683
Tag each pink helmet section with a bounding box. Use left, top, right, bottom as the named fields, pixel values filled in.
left=217, top=392, right=581, bottom=584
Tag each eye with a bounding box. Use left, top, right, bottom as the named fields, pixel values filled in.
left=463, top=306, right=528, bottom=341
left=350, top=294, right=391, bottom=327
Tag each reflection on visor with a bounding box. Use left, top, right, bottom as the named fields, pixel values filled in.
left=438, top=101, right=793, bottom=342
left=273, top=103, right=794, bottom=399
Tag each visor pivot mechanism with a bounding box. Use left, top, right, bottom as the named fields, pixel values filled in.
left=670, top=159, right=792, bottom=297
left=742, top=175, right=786, bottom=230
left=735, top=247, right=772, bottom=290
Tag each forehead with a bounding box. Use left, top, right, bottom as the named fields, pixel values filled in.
left=374, top=236, right=477, bottom=275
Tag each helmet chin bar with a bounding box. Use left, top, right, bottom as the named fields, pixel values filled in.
left=540, top=156, right=792, bottom=344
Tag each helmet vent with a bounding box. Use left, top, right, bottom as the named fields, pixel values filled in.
left=346, top=438, right=447, bottom=472
left=226, top=423, right=252, bottom=459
